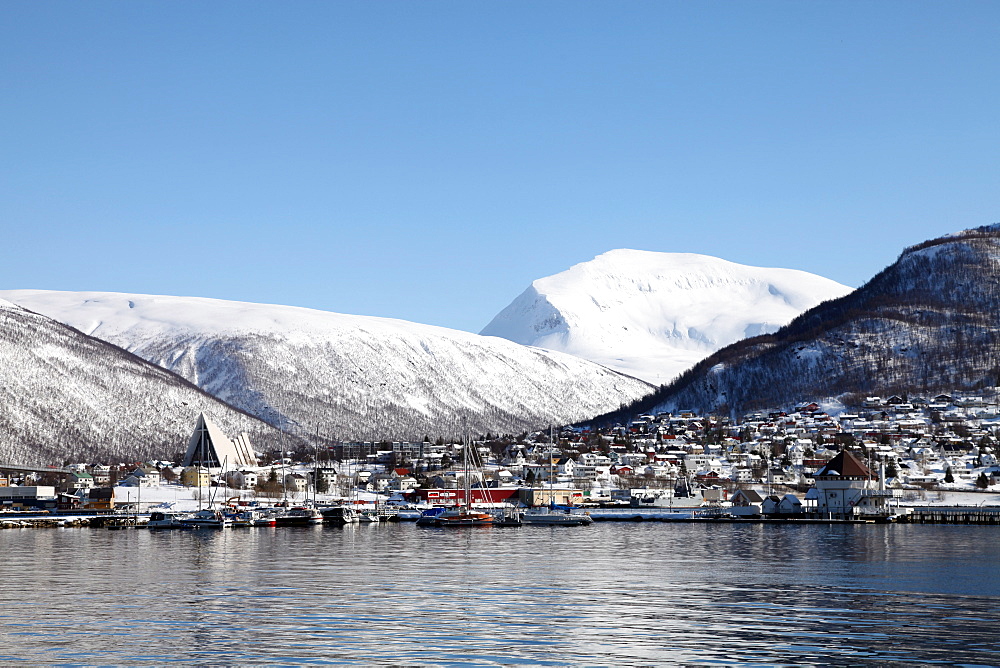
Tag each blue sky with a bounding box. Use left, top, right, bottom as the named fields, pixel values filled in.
left=3, top=1, right=999, bottom=332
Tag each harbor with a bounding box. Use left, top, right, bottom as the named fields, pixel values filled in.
left=6, top=501, right=1000, bottom=529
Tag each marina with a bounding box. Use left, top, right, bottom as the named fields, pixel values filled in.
left=6, top=498, right=1000, bottom=529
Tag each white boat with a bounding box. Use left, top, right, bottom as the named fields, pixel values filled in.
left=357, top=510, right=380, bottom=523
left=180, top=509, right=232, bottom=529
left=146, top=510, right=192, bottom=530
left=230, top=509, right=275, bottom=527
left=630, top=488, right=710, bottom=510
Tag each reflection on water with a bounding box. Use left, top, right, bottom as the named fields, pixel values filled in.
left=1, top=523, right=998, bottom=665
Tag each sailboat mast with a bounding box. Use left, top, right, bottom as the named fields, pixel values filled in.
left=464, top=429, right=470, bottom=511
left=199, top=420, right=206, bottom=511
left=549, top=425, right=554, bottom=508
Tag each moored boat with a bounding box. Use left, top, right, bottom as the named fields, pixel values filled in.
left=274, top=506, right=323, bottom=526
left=180, top=509, right=232, bottom=529
left=230, top=509, right=274, bottom=527
left=321, top=505, right=360, bottom=526
left=419, top=426, right=494, bottom=527
left=253, top=513, right=278, bottom=527
left=521, top=508, right=593, bottom=526
left=415, top=507, right=448, bottom=526
left=357, top=510, right=381, bottom=523
left=492, top=507, right=523, bottom=526
left=433, top=507, right=494, bottom=527
left=147, top=511, right=193, bottom=530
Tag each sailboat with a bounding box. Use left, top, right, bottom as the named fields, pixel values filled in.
left=430, top=432, right=494, bottom=527
left=180, top=430, right=231, bottom=529
left=522, top=428, right=593, bottom=527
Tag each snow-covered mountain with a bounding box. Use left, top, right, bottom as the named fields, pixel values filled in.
left=481, top=250, right=854, bottom=384
left=591, top=225, right=1000, bottom=421
left=0, top=299, right=279, bottom=465
left=1, top=291, right=653, bottom=442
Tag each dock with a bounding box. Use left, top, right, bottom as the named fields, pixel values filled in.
left=903, top=506, right=1000, bottom=524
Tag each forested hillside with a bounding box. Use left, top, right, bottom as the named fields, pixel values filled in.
left=0, top=301, right=281, bottom=464
left=589, top=225, right=1000, bottom=423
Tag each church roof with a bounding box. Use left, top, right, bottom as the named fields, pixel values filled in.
left=181, top=413, right=256, bottom=468
left=815, top=450, right=874, bottom=478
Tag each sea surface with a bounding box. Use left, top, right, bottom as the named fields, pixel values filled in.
left=1, top=522, right=998, bottom=666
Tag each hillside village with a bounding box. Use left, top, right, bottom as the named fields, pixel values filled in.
left=5, top=390, right=1000, bottom=520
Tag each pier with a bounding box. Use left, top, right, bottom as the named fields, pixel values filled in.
left=904, top=506, right=1000, bottom=524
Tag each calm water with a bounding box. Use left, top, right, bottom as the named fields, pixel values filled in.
left=1, top=522, right=998, bottom=666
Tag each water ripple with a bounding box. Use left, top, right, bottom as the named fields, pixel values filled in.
left=0, top=523, right=998, bottom=665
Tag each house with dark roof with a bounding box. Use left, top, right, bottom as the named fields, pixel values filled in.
left=729, top=489, right=763, bottom=517
left=813, top=450, right=898, bottom=518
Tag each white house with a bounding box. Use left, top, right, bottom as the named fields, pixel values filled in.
left=813, top=450, right=898, bottom=518
left=284, top=473, right=308, bottom=494
left=728, top=489, right=763, bottom=516
left=121, top=467, right=160, bottom=488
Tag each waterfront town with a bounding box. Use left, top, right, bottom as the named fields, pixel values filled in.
left=2, top=390, right=1000, bottom=527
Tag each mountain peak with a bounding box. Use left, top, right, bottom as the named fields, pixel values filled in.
left=605, top=225, right=1000, bottom=420
left=482, top=250, right=853, bottom=384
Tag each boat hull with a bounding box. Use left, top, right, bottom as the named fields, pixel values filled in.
left=321, top=506, right=360, bottom=526
left=433, top=510, right=495, bottom=527
left=522, top=512, right=593, bottom=526
left=275, top=507, right=324, bottom=526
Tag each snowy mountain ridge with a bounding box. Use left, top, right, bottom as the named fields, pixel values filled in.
left=1, top=290, right=654, bottom=442
left=0, top=299, right=280, bottom=464
left=481, top=249, right=854, bottom=384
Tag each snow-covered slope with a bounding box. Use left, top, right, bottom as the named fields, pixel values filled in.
left=0, top=300, right=279, bottom=464
left=481, top=250, right=854, bottom=384
left=1, top=291, right=653, bottom=441
left=590, top=225, right=1000, bottom=421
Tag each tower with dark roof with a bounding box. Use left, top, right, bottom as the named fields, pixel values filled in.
left=814, top=449, right=897, bottom=518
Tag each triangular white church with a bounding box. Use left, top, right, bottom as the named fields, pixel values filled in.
left=181, top=413, right=256, bottom=469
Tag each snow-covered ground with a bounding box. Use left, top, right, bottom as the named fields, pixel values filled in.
left=902, top=489, right=1000, bottom=507
left=124, top=483, right=391, bottom=513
